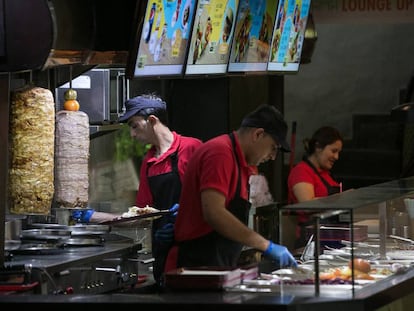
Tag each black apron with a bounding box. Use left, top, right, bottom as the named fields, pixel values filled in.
left=303, top=158, right=340, bottom=196
left=147, top=150, right=181, bottom=286
left=177, top=133, right=251, bottom=268
left=295, top=158, right=341, bottom=248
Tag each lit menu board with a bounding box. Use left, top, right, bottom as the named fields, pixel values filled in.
left=227, top=0, right=278, bottom=73
left=267, top=0, right=311, bottom=72
left=185, top=0, right=239, bottom=76
left=132, top=0, right=197, bottom=77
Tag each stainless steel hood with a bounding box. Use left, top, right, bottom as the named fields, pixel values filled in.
left=0, top=0, right=138, bottom=73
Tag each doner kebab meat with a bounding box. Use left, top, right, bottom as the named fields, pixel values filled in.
left=54, top=109, right=89, bottom=208
left=9, top=85, right=55, bottom=215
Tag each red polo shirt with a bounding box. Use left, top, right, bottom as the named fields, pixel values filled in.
left=135, top=131, right=202, bottom=207
left=165, top=131, right=254, bottom=271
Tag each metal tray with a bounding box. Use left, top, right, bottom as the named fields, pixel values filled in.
left=5, top=240, right=21, bottom=251
left=29, top=223, right=110, bottom=235
left=62, top=237, right=104, bottom=246
left=101, top=210, right=172, bottom=225
left=20, top=229, right=71, bottom=240
left=165, top=267, right=243, bottom=290
left=69, top=224, right=110, bottom=236
left=11, top=243, right=64, bottom=255
left=29, top=223, right=69, bottom=230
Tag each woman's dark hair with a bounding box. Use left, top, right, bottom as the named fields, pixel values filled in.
left=303, top=126, right=343, bottom=156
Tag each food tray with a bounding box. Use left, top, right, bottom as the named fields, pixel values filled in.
left=165, top=267, right=243, bottom=290
left=101, top=210, right=172, bottom=225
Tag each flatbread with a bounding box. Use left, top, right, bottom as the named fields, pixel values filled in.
left=121, top=205, right=159, bottom=218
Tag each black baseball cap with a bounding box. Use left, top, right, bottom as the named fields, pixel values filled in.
left=241, top=104, right=291, bottom=152
left=119, top=95, right=167, bottom=123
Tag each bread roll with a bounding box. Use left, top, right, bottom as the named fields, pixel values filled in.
left=9, top=85, right=55, bottom=215
left=54, top=110, right=89, bottom=208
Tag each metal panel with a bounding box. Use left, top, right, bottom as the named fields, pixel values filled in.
left=55, top=69, right=111, bottom=124
left=55, top=68, right=128, bottom=125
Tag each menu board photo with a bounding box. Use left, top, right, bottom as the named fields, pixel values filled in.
left=267, top=0, right=311, bottom=72
left=131, top=0, right=197, bottom=77
left=185, top=0, right=239, bottom=76
left=227, top=0, right=278, bottom=73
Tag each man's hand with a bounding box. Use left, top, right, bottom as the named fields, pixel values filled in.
left=154, top=204, right=179, bottom=242
left=169, top=203, right=179, bottom=217
left=71, top=209, right=94, bottom=224
left=154, top=223, right=174, bottom=242
left=263, top=241, right=297, bottom=268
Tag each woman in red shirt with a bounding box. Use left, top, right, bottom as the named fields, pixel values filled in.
left=287, top=126, right=344, bottom=249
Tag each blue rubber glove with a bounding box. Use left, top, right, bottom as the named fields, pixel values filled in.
left=169, top=203, right=179, bottom=218
left=154, top=204, right=179, bottom=242
left=263, top=241, right=297, bottom=268
left=71, top=209, right=94, bottom=224
left=154, top=223, right=174, bottom=242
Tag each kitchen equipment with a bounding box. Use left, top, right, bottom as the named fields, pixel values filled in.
left=404, top=198, right=414, bottom=239
left=0, top=264, right=39, bottom=293
left=5, top=217, right=23, bottom=241
left=253, top=203, right=279, bottom=242
left=12, top=243, right=64, bottom=255
left=61, top=237, right=104, bottom=247
left=4, top=240, right=21, bottom=251
left=388, top=235, right=414, bottom=244
left=101, top=209, right=172, bottom=225
left=20, top=229, right=71, bottom=241
left=306, top=224, right=368, bottom=247
left=55, top=69, right=127, bottom=125
left=165, top=267, right=243, bottom=290
left=4, top=240, right=142, bottom=294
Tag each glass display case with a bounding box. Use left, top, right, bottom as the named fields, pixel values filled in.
left=230, top=176, right=414, bottom=299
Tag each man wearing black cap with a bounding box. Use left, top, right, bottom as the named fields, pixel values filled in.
left=121, top=93, right=202, bottom=288
left=165, top=104, right=297, bottom=274
left=74, top=93, right=202, bottom=289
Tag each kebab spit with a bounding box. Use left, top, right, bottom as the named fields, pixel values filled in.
left=54, top=108, right=89, bottom=209
left=9, top=86, right=55, bottom=215
left=9, top=85, right=90, bottom=216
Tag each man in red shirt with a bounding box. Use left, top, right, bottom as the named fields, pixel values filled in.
left=74, top=93, right=202, bottom=289
left=120, top=94, right=202, bottom=288
left=165, top=104, right=297, bottom=272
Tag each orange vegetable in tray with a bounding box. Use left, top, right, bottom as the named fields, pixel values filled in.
left=319, top=258, right=374, bottom=281
left=349, top=258, right=371, bottom=273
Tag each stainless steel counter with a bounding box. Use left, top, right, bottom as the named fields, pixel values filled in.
left=2, top=177, right=414, bottom=309
left=2, top=238, right=142, bottom=295
left=1, top=261, right=414, bottom=311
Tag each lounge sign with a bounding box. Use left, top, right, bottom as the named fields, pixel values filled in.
left=312, top=0, right=414, bottom=23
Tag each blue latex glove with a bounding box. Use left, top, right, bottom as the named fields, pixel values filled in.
left=154, top=222, right=174, bottom=242
left=154, top=204, right=179, bottom=242
left=71, top=209, right=94, bottom=223
left=263, top=241, right=297, bottom=268
left=169, top=203, right=179, bottom=217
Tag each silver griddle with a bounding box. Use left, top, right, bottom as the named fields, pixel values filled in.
left=4, top=237, right=142, bottom=294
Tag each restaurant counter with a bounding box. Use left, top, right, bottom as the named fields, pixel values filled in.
left=1, top=264, right=414, bottom=311
left=2, top=177, right=414, bottom=310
